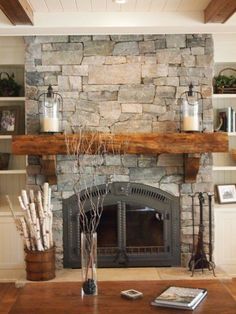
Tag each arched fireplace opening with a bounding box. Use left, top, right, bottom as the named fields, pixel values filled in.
left=63, top=182, right=180, bottom=268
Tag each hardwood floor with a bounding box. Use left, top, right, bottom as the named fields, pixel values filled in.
left=0, top=284, right=19, bottom=314
left=0, top=279, right=236, bottom=314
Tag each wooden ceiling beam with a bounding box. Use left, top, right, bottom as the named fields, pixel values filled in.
left=204, top=0, right=236, bottom=23
left=0, top=0, right=33, bottom=25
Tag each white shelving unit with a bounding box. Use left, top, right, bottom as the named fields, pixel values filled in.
left=0, top=38, right=26, bottom=280
left=0, top=61, right=26, bottom=209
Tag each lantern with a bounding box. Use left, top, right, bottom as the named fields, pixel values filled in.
left=180, top=83, right=204, bottom=132
left=38, top=85, right=63, bottom=133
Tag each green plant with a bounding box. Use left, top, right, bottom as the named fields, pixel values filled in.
left=0, top=72, right=21, bottom=97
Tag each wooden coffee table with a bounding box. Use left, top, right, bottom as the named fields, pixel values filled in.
left=9, top=280, right=236, bottom=313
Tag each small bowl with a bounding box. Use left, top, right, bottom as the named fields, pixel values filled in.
left=0, top=153, right=10, bottom=170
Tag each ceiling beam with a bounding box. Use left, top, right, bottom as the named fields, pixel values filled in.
left=204, top=0, right=236, bottom=23
left=0, top=0, right=33, bottom=25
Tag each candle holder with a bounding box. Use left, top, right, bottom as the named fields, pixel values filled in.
left=180, top=83, right=205, bottom=133
left=38, top=85, right=63, bottom=133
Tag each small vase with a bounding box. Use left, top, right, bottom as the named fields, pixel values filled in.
left=81, top=232, right=97, bottom=296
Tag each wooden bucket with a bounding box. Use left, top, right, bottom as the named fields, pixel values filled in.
left=25, top=247, right=55, bottom=281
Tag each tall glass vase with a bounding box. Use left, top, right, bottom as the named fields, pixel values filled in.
left=81, top=232, right=97, bottom=296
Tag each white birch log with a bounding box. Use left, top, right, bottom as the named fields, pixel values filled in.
left=21, top=190, right=29, bottom=209
left=43, top=183, right=49, bottom=215
left=36, top=218, right=44, bottom=251
left=30, top=203, right=44, bottom=251
left=18, top=196, right=26, bottom=211
left=37, top=191, right=45, bottom=220
left=20, top=217, right=31, bottom=250
left=48, top=210, right=53, bottom=248
left=29, top=189, right=35, bottom=203
left=42, top=219, right=48, bottom=250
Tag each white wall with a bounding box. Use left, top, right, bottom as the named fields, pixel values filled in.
left=213, top=33, right=236, bottom=63
left=0, top=37, right=24, bottom=64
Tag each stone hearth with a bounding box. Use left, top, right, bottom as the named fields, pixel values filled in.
left=24, top=34, right=214, bottom=268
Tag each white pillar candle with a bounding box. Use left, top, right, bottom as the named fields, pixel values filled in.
left=40, top=117, right=59, bottom=132
left=183, top=116, right=199, bottom=131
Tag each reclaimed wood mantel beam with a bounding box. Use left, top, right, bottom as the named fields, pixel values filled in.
left=12, top=132, right=228, bottom=156
left=204, top=0, right=236, bottom=23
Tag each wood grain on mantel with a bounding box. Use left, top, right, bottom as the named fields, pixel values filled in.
left=12, top=132, right=228, bottom=155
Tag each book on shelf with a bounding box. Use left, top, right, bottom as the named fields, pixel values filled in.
left=217, top=107, right=231, bottom=132
left=217, top=107, right=236, bottom=133
left=151, top=286, right=207, bottom=310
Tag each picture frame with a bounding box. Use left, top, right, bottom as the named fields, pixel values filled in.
left=217, top=184, right=236, bottom=204
left=0, top=105, right=20, bottom=135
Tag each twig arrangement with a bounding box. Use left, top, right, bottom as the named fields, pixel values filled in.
left=65, top=125, right=129, bottom=294
left=6, top=182, right=53, bottom=251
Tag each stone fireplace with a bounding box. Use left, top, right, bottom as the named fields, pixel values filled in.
left=63, top=182, right=180, bottom=268
left=24, top=34, right=214, bottom=268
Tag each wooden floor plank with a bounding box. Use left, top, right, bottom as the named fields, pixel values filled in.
left=0, top=284, right=19, bottom=314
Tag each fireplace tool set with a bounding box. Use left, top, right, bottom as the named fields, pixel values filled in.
left=188, top=192, right=216, bottom=277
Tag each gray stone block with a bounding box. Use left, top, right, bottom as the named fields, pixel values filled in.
left=111, top=35, right=144, bottom=42
left=130, top=167, right=165, bottom=181
left=84, top=41, right=115, bottom=56
left=88, top=64, right=141, bottom=85
left=166, top=35, right=186, bottom=48
left=118, top=84, right=155, bottom=103
left=70, top=35, right=92, bottom=42
left=113, top=41, right=139, bottom=56
left=42, top=50, right=83, bottom=65
left=139, top=41, right=155, bottom=54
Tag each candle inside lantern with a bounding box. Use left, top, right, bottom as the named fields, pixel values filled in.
left=182, top=99, right=199, bottom=132
left=183, top=116, right=199, bottom=131
left=38, top=85, right=62, bottom=133
left=40, top=117, right=59, bottom=132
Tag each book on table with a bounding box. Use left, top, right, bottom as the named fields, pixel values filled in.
left=151, top=286, right=207, bottom=310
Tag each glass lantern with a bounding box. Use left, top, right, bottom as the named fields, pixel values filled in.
left=181, top=83, right=203, bottom=132
left=38, top=85, right=63, bottom=133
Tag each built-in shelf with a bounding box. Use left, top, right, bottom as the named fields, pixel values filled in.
left=213, top=94, right=236, bottom=99
left=0, top=135, right=12, bottom=139
left=213, top=166, right=236, bottom=171
left=0, top=170, right=26, bottom=174
left=0, top=97, right=25, bottom=102
left=214, top=203, right=236, bottom=210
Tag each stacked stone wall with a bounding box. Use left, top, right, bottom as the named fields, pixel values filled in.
left=25, top=34, right=214, bottom=268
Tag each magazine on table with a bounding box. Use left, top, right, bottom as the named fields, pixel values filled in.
left=151, top=286, right=207, bottom=310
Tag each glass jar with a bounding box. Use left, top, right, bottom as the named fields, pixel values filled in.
left=81, top=232, right=98, bottom=297
left=182, top=99, right=200, bottom=132
left=39, top=85, right=62, bottom=133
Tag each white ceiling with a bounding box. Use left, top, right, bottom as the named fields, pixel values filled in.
left=28, top=0, right=211, bottom=13
left=0, top=0, right=235, bottom=35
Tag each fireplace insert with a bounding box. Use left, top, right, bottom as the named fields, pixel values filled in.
left=63, top=182, right=180, bottom=268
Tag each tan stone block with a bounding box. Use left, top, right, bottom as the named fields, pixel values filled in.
left=58, top=76, right=82, bottom=91
left=88, top=64, right=141, bottom=85
left=105, top=56, right=126, bottom=64
left=82, top=56, right=105, bottom=65
left=99, top=102, right=121, bottom=120
left=142, top=64, right=168, bottom=78
left=62, top=65, right=88, bottom=76
left=201, top=85, right=212, bottom=98
left=121, top=103, right=142, bottom=113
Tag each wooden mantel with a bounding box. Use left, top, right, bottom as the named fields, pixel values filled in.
left=12, top=132, right=228, bottom=155
left=12, top=132, right=228, bottom=183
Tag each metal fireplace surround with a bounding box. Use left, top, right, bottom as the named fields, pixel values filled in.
left=63, top=182, right=180, bottom=268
